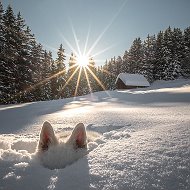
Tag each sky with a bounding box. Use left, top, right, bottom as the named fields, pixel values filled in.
left=2, top=0, right=190, bottom=66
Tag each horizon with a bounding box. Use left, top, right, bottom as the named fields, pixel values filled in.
left=2, top=0, right=190, bottom=66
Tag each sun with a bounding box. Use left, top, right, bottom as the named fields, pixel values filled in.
left=76, top=54, right=89, bottom=67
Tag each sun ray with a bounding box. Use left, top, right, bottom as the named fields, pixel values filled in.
left=74, top=67, right=82, bottom=97
left=22, top=67, right=68, bottom=93
left=86, top=67, right=111, bottom=98
left=70, top=21, right=82, bottom=56
left=87, top=0, right=127, bottom=56
left=84, top=67, right=92, bottom=93
left=90, top=44, right=115, bottom=58
left=58, top=31, right=79, bottom=57
left=61, top=65, right=80, bottom=92
left=6, top=63, right=80, bottom=103
left=83, top=23, right=91, bottom=55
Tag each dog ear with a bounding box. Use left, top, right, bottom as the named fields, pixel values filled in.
left=38, top=121, right=58, bottom=152
left=67, top=123, right=87, bottom=149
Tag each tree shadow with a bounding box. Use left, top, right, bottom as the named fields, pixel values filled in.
left=0, top=99, right=72, bottom=134
left=1, top=83, right=189, bottom=134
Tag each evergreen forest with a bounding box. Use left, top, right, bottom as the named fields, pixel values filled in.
left=1, top=3, right=190, bottom=104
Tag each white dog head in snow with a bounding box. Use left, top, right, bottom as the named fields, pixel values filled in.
left=37, top=121, right=88, bottom=169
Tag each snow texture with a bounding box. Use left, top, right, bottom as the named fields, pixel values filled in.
left=0, top=79, right=190, bottom=190
left=115, top=73, right=150, bottom=87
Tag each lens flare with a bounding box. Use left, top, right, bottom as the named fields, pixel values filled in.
left=76, top=55, right=89, bottom=67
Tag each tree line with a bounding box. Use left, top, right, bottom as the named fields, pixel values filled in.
left=0, top=3, right=190, bottom=104
left=101, top=26, right=190, bottom=90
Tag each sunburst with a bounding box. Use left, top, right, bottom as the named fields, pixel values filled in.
left=76, top=54, right=89, bottom=68
left=6, top=1, right=128, bottom=102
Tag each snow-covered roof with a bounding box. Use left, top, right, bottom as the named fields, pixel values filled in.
left=116, top=73, right=150, bottom=87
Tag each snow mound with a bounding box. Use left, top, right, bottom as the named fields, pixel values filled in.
left=0, top=131, right=103, bottom=170
left=11, top=140, right=37, bottom=153
left=0, top=135, right=36, bottom=163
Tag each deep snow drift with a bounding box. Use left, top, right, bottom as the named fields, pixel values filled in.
left=0, top=79, right=190, bottom=190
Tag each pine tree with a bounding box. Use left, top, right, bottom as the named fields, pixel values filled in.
left=55, top=44, right=66, bottom=98
left=0, top=1, right=5, bottom=103
left=128, top=37, right=144, bottom=74
left=154, top=31, right=166, bottom=80
left=30, top=42, right=44, bottom=101
left=182, top=27, right=190, bottom=77
left=106, top=56, right=123, bottom=90
left=162, top=26, right=176, bottom=80
left=14, top=12, right=34, bottom=102
left=66, top=52, right=78, bottom=97
left=2, top=5, right=18, bottom=103
left=104, top=58, right=116, bottom=90
left=171, top=28, right=184, bottom=78
left=50, top=57, right=58, bottom=99
left=40, top=50, right=52, bottom=100
left=87, top=56, right=98, bottom=93
left=102, top=60, right=109, bottom=90
left=99, top=60, right=109, bottom=91
left=96, top=65, right=105, bottom=92
left=142, top=34, right=156, bottom=82
left=122, top=50, right=130, bottom=73
left=115, top=56, right=123, bottom=76
left=0, top=1, right=4, bottom=53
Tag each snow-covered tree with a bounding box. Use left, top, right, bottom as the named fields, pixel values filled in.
left=2, top=5, right=18, bottom=103
left=96, top=65, right=105, bottom=92
left=87, top=56, right=98, bottom=92
left=182, top=27, right=190, bottom=77
left=0, top=1, right=4, bottom=53
left=30, top=42, right=44, bottom=101
left=127, top=37, right=144, bottom=74
left=66, top=52, right=78, bottom=97
left=142, top=34, right=156, bottom=82
left=102, top=58, right=116, bottom=90
left=162, top=26, right=177, bottom=80
left=0, top=1, right=5, bottom=103
left=114, top=56, right=122, bottom=76
left=49, top=56, right=58, bottom=100
left=170, top=28, right=184, bottom=78
left=154, top=31, right=166, bottom=80
left=40, top=50, right=52, bottom=100
left=122, top=50, right=130, bottom=73
left=14, top=12, right=34, bottom=102
left=55, top=44, right=66, bottom=98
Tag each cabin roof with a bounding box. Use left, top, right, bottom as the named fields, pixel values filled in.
left=115, top=73, right=150, bottom=87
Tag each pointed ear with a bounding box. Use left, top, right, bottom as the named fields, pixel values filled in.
left=38, top=121, right=58, bottom=152
left=68, top=123, right=87, bottom=149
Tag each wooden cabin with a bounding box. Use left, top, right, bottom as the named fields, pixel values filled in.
left=115, top=73, right=150, bottom=89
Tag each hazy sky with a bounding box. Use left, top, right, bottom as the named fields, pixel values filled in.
left=2, top=0, right=190, bottom=66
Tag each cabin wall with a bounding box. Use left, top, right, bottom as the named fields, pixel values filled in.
left=116, top=78, right=148, bottom=89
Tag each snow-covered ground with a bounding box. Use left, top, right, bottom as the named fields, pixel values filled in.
left=0, top=79, right=190, bottom=190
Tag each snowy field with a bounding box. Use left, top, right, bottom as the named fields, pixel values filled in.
left=0, top=79, right=190, bottom=190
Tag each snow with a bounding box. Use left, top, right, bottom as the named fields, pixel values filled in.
left=0, top=79, right=190, bottom=190
left=115, top=73, right=150, bottom=87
